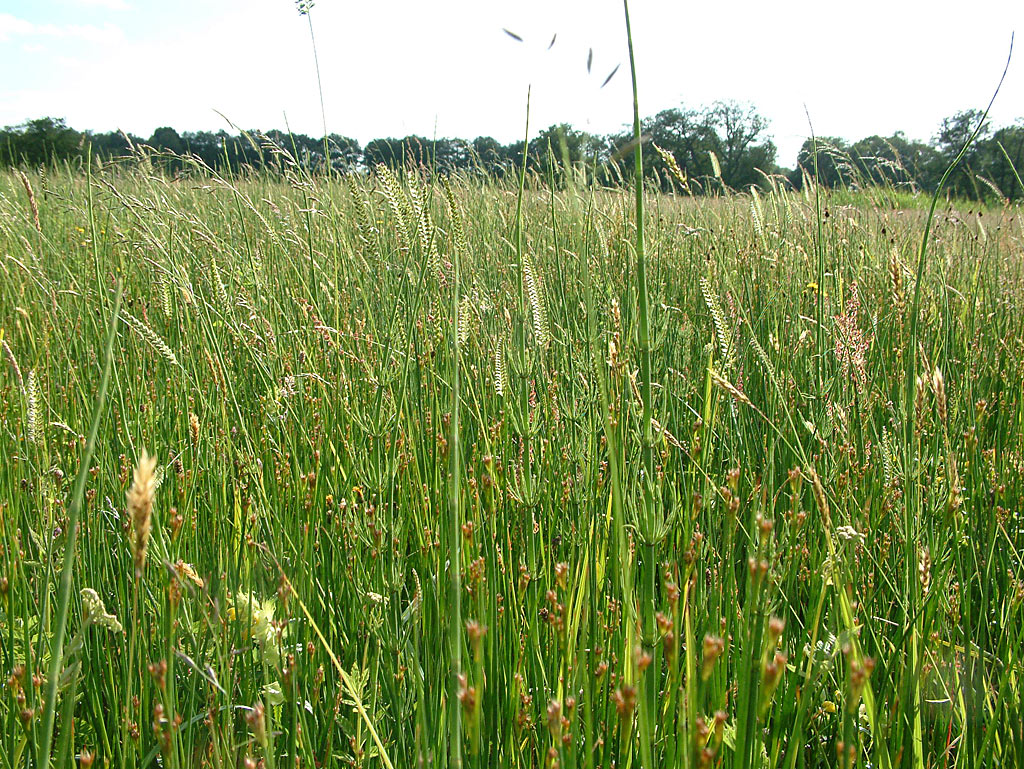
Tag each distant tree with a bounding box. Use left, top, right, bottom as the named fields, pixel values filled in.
left=883, top=132, right=940, bottom=190
left=181, top=130, right=232, bottom=170
left=364, top=137, right=403, bottom=169
left=87, top=130, right=141, bottom=162
left=262, top=131, right=317, bottom=171
left=985, top=120, right=1024, bottom=200
left=637, top=107, right=715, bottom=190
left=145, top=127, right=186, bottom=172
left=789, top=137, right=853, bottom=189
left=364, top=136, right=435, bottom=171
left=704, top=100, right=776, bottom=190
left=260, top=129, right=294, bottom=170
left=149, top=127, right=185, bottom=155
left=849, top=132, right=938, bottom=191
left=0, top=117, right=84, bottom=165
left=3, top=111, right=1020, bottom=202
left=326, top=134, right=361, bottom=171
left=529, top=124, right=583, bottom=167
left=933, top=109, right=990, bottom=198
left=429, top=137, right=469, bottom=173
left=936, top=109, right=989, bottom=157
left=469, top=136, right=508, bottom=175
left=632, top=102, right=775, bottom=192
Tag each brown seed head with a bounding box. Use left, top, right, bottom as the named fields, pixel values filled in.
left=128, top=449, right=157, bottom=580
left=189, top=412, right=200, bottom=447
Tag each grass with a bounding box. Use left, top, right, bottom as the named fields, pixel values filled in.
left=0, top=130, right=1023, bottom=769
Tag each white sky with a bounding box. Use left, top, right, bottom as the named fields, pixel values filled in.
left=2, top=0, right=1022, bottom=167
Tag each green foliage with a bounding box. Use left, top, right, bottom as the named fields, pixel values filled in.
left=0, top=118, right=85, bottom=166
left=788, top=114, right=1024, bottom=202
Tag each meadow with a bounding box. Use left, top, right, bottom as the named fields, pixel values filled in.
left=1, top=137, right=1023, bottom=769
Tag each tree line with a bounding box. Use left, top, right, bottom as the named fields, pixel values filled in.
left=790, top=109, right=1024, bottom=201
left=2, top=103, right=1023, bottom=200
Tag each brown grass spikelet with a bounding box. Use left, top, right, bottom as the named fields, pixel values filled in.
left=833, top=282, right=870, bottom=393
left=128, top=449, right=157, bottom=579
left=15, top=169, right=42, bottom=234
left=2, top=339, right=23, bottom=390
left=189, top=412, right=201, bottom=447
left=808, top=466, right=831, bottom=526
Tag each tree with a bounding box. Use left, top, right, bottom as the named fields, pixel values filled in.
left=789, top=137, right=853, bottom=189
left=326, top=134, right=362, bottom=171
left=528, top=124, right=584, bottom=168
left=933, top=109, right=990, bottom=198
left=636, top=102, right=776, bottom=192
left=87, top=130, right=142, bottom=162
left=149, top=127, right=185, bottom=155
left=705, top=100, right=776, bottom=189
left=2, top=110, right=1018, bottom=202
left=849, top=132, right=938, bottom=191
left=432, top=138, right=471, bottom=174
left=638, top=107, right=715, bottom=191
left=363, top=136, right=440, bottom=171
left=354, top=135, right=479, bottom=174
left=1, top=117, right=84, bottom=165
left=469, top=136, right=508, bottom=176
left=146, top=127, right=186, bottom=173
left=986, top=120, right=1024, bottom=200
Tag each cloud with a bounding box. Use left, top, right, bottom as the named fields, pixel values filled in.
left=0, top=14, right=34, bottom=40
left=70, top=0, right=131, bottom=10
left=0, top=13, right=123, bottom=44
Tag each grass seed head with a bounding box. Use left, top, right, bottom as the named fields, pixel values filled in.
left=128, top=449, right=157, bottom=580
left=15, top=169, right=41, bottom=234
left=2, top=339, right=23, bottom=390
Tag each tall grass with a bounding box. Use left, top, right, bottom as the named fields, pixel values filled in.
left=0, top=127, right=1022, bottom=768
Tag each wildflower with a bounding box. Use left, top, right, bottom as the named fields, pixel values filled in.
left=81, top=588, right=123, bottom=634
left=229, top=592, right=281, bottom=668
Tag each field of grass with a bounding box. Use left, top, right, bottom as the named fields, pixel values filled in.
left=1, top=146, right=1023, bottom=769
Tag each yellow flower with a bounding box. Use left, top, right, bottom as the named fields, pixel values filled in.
left=229, top=592, right=280, bottom=667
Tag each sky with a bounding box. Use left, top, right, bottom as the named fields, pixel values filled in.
left=1, top=0, right=1023, bottom=167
